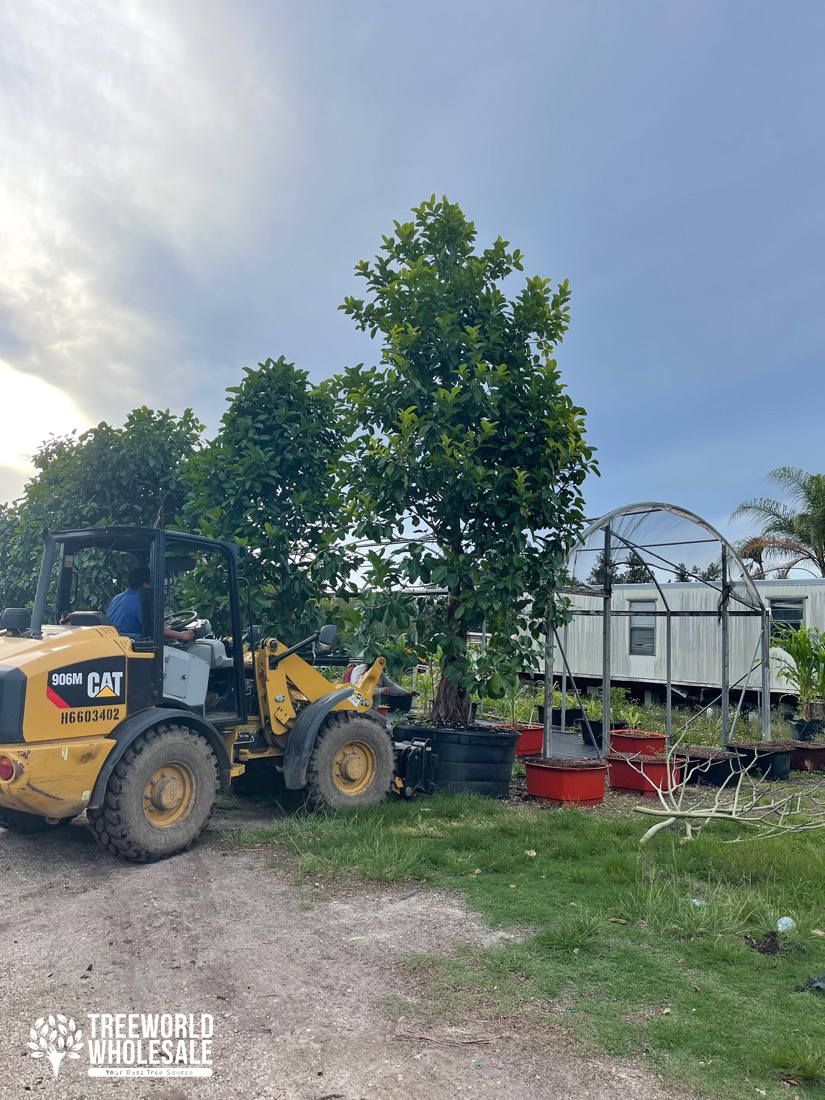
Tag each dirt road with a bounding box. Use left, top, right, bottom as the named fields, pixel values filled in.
left=0, top=806, right=689, bottom=1100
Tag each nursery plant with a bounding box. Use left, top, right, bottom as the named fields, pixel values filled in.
left=621, top=704, right=645, bottom=729
left=339, top=197, right=596, bottom=726
left=773, top=623, right=824, bottom=720
left=582, top=694, right=603, bottom=720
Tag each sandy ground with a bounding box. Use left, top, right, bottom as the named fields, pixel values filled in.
left=0, top=804, right=692, bottom=1100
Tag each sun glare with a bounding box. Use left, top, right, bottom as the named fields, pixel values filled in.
left=0, top=360, right=87, bottom=472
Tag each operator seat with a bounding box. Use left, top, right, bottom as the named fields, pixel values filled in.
left=67, top=611, right=113, bottom=627
left=188, top=638, right=235, bottom=669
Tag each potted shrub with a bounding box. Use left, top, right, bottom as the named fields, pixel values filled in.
left=774, top=624, right=825, bottom=736
left=524, top=757, right=608, bottom=805
left=581, top=695, right=604, bottom=748
left=537, top=691, right=583, bottom=730
left=488, top=678, right=543, bottom=756
left=537, top=685, right=584, bottom=728
left=340, top=196, right=596, bottom=794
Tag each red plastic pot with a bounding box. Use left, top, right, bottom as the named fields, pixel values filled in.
left=487, top=723, right=544, bottom=757
left=525, top=759, right=607, bottom=805
left=377, top=704, right=389, bottom=717
left=609, top=730, right=667, bottom=757
left=607, top=754, right=680, bottom=797
left=791, top=744, right=825, bottom=772
left=514, top=724, right=544, bottom=757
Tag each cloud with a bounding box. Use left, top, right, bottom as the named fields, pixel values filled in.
left=0, top=359, right=87, bottom=500
left=0, top=0, right=285, bottom=426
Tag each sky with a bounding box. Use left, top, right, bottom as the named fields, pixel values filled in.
left=1, top=0, right=823, bottom=547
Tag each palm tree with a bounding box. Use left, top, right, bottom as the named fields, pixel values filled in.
left=732, top=467, right=825, bottom=577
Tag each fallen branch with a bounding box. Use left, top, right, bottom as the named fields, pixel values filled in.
left=639, top=816, right=677, bottom=843
left=629, top=733, right=825, bottom=844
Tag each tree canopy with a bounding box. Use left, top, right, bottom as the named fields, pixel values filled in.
left=338, top=196, right=596, bottom=723
left=0, top=407, right=202, bottom=610
left=586, top=549, right=650, bottom=586
left=182, top=357, right=354, bottom=639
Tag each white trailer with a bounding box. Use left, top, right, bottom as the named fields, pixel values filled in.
left=552, top=578, right=825, bottom=700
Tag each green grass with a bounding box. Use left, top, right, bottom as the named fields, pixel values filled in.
left=223, top=794, right=825, bottom=1100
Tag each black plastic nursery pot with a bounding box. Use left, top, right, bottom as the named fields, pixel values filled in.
left=582, top=720, right=603, bottom=749
left=674, top=748, right=740, bottom=787
left=393, top=723, right=518, bottom=798
left=538, top=705, right=583, bottom=728
left=729, top=743, right=792, bottom=781
left=380, top=691, right=413, bottom=713
left=792, top=718, right=825, bottom=742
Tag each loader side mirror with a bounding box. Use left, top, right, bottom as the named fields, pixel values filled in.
left=317, top=624, right=337, bottom=650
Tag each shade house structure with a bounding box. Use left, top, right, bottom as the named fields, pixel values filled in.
left=540, top=502, right=773, bottom=760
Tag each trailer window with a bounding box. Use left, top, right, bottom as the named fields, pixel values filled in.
left=629, top=600, right=656, bottom=656
left=770, top=598, right=804, bottom=638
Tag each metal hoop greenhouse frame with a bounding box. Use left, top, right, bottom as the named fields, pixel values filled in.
left=541, top=502, right=773, bottom=760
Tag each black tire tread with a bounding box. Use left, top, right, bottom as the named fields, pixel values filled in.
left=86, top=723, right=218, bottom=863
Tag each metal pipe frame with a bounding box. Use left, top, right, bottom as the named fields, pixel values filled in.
left=553, top=626, right=604, bottom=761
left=721, top=545, right=730, bottom=745
left=542, top=616, right=554, bottom=758
left=601, top=526, right=612, bottom=740
left=761, top=609, right=773, bottom=742
left=560, top=621, right=569, bottom=733
left=605, top=530, right=675, bottom=746
left=557, top=503, right=773, bottom=761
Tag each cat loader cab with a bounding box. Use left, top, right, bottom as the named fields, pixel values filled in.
left=0, top=526, right=396, bottom=861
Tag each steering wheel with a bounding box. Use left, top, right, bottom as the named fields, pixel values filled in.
left=164, top=609, right=198, bottom=631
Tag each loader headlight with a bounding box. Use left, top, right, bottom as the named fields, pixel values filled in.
left=0, top=756, right=14, bottom=781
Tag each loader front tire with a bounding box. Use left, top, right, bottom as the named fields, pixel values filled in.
left=86, top=724, right=218, bottom=862
left=305, top=713, right=394, bottom=812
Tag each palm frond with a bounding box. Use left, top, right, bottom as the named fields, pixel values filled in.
left=765, top=466, right=812, bottom=502
left=732, top=469, right=825, bottom=578
left=730, top=497, right=797, bottom=532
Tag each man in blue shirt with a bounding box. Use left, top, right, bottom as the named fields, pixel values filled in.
left=107, top=566, right=194, bottom=642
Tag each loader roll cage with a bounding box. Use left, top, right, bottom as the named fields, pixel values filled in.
left=30, top=526, right=249, bottom=724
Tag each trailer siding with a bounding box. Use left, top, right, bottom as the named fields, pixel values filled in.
left=552, top=580, right=825, bottom=696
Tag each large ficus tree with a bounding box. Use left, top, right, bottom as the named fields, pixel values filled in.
left=183, top=357, right=354, bottom=639
left=339, top=197, right=597, bottom=725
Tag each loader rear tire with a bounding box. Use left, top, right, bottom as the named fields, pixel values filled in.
left=0, top=810, right=74, bottom=833
left=86, top=724, right=218, bottom=862
left=305, top=713, right=394, bottom=812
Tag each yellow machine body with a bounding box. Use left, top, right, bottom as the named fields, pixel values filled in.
left=0, top=627, right=146, bottom=818
left=0, top=624, right=386, bottom=819
left=0, top=524, right=399, bottom=858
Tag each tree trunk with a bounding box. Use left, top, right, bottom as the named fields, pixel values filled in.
left=431, top=586, right=471, bottom=727
left=432, top=670, right=471, bottom=726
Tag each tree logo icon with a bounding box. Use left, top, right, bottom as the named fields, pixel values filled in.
left=27, top=1015, right=83, bottom=1076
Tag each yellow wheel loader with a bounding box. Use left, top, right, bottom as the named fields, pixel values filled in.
left=0, top=527, right=427, bottom=862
